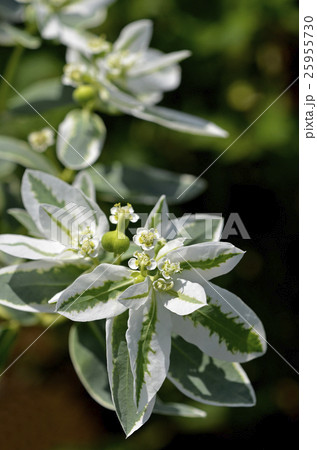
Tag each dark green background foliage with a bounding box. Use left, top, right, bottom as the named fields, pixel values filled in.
left=0, top=0, right=298, bottom=448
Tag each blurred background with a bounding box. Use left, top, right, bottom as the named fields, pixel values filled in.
left=0, top=0, right=298, bottom=448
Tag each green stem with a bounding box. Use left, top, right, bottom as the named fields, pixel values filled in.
left=0, top=45, right=24, bottom=113
left=60, top=168, right=75, bottom=182
left=113, top=254, right=122, bottom=265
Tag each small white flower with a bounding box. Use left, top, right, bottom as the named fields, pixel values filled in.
left=153, top=277, right=174, bottom=292
left=105, top=50, right=139, bottom=78
left=87, top=36, right=111, bottom=55
left=158, top=258, right=182, bottom=279
left=28, top=128, right=55, bottom=152
left=128, top=251, right=156, bottom=271
left=133, top=227, right=160, bottom=251
left=62, top=63, right=88, bottom=87
left=109, top=203, right=139, bottom=224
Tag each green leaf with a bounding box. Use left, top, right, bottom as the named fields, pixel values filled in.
left=168, top=336, right=255, bottom=406
left=69, top=321, right=114, bottom=410
left=127, top=295, right=172, bottom=412
left=21, top=169, right=109, bottom=237
left=124, top=104, right=228, bottom=138
left=0, top=323, right=19, bottom=371
left=73, top=171, right=96, bottom=201
left=153, top=398, right=206, bottom=418
left=57, top=109, right=106, bottom=170
left=106, top=311, right=155, bottom=437
left=68, top=321, right=206, bottom=419
left=145, top=194, right=168, bottom=231
left=0, top=305, right=39, bottom=327
left=0, top=136, right=58, bottom=174
left=56, top=264, right=132, bottom=322
left=168, top=241, right=244, bottom=282
left=0, top=260, right=89, bottom=313
left=172, top=281, right=266, bottom=363
left=0, top=23, right=41, bottom=49
left=8, top=208, right=43, bottom=238
left=172, top=214, right=224, bottom=244
left=86, top=162, right=207, bottom=205
left=8, top=78, right=74, bottom=114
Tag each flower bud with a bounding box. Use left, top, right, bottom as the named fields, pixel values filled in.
left=73, top=85, right=96, bottom=104
left=101, top=230, right=130, bottom=254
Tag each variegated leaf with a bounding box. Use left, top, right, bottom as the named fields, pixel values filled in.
left=69, top=321, right=114, bottom=410
left=7, top=209, right=43, bottom=238
left=145, top=194, right=169, bottom=236
left=73, top=171, right=96, bottom=201
left=0, top=136, right=58, bottom=174
left=56, top=264, right=132, bottom=321
left=128, top=104, right=228, bottom=138
left=57, top=109, right=106, bottom=170
left=168, top=241, right=244, bottom=282
left=106, top=311, right=155, bottom=437
left=169, top=214, right=224, bottom=244
left=118, top=278, right=151, bottom=310
left=0, top=260, right=89, bottom=312
left=69, top=320, right=206, bottom=419
left=156, top=278, right=207, bottom=316
left=0, top=234, right=68, bottom=260
left=21, top=169, right=109, bottom=238
left=126, top=295, right=172, bottom=412
left=168, top=336, right=256, bottom=406
left=113, top=20, right=152, bottom=53
left=172, top=281, right=266, bottom=362
left=129, top=50, right=191, bottom=78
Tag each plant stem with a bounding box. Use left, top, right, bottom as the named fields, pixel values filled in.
left=60, top=168, right=75, bottom=182
left=0, top=45, right=24, bottom=113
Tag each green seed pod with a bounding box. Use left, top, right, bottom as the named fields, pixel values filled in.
left=101, top=230, right=130, bottom=254
left=73, top=85, right=96, bottom=104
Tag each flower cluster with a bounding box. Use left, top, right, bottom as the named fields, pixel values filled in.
left=0, top=170, right=266, bottom=437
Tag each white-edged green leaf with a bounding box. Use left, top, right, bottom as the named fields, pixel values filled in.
left=8, top=77, right=74, bottom=114
left=0, top=305, right=39, bottom=327
left=68, top=320, right=204, bottom=418
left=57, top=109, right=106, bottom=170
left=0, top=136, right=58, bottom=174
left=0, top=23, right=41, bottom=49
left=127, top=104, right=228, bottom=138
left=56, top=263, right=132, bottom=321
left=86, top=162, right=206, bottom=205
left=0, top=234, right=68, bottom=260
left=153, top=398, right=206, bottom=418
left=8, top=208, right=43, bottom=238
left=172, top=281, right=266, bottom=363
left=69, top=320, right=114, bottom=410
left=168, top=336, right=256, bottom=406
left=126, top=294, right=172, bottom=412
left=118, top=277, right=151, bottom=310
left=73, top=171, right=96, bottom=201
left=21, top=169, right=109, bottom=237
left=106, top=311, right=155, bottom=437
left=169, top=214, right=224, bottom=244
left=168, top=241, right=244, bottom=282
left=157, top=279, right=207, bottom=316
left=156, top=238, right=185, bottom=261
left=129, top=50, right=191, bottom=78
left=0, top=260, right=89, bottom=313
left=145, top=194, right=169, bottom=236
left=113, top=20, right=152, bottom=53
